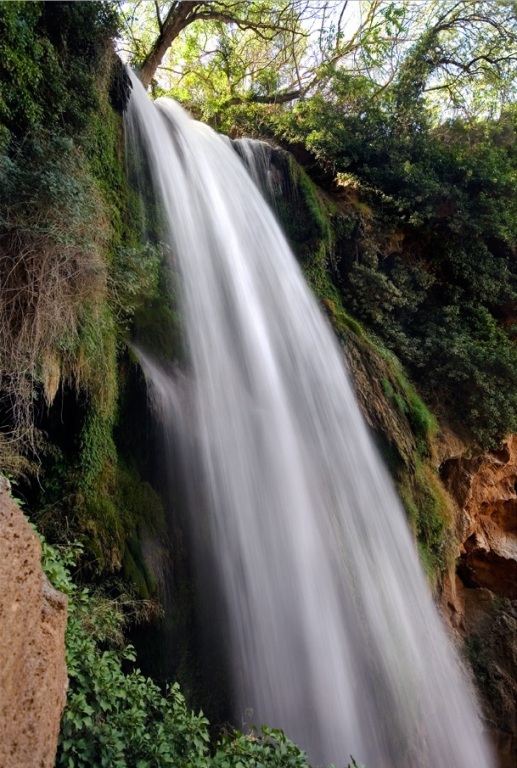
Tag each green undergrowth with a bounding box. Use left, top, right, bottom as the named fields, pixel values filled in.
left=36, top=526, right=368, bottom=768
left=0, top=2, right=120, bottom=453
left=270, top=151, right=337, bottom=273
left=376, top=347, right=437, bottom=458
left=372, top=349, right=452, bottom=582
left=37, top=421, right=167, bottom=595
left=398, top=461, right=454, bottom=585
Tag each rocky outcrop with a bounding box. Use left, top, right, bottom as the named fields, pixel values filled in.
left=441, top=435, right=517, bottom=598
left=0, top=479, right=68, bottom=768
left=439, top=437, right=517, bottom=768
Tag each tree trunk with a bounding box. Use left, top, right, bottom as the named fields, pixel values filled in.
left=139, top=1, right=205, bottom=88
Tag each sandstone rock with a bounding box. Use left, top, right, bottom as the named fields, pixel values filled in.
left=441, top=435, right=517, bottom=599
left=439, top=436, right=517, bottom=768
left=0, top=483, right=68, bottom=767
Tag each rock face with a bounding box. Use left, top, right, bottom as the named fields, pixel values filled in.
left=441, top=577, right=517, bottom=768
left=440, top=437, right=517, bottom=768
left=441, top=435, right=517, bottom=598
left=0, top=479, right=68, bottom=768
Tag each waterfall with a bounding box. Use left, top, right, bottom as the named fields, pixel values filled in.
left=125, top=70, right=494, bottom=768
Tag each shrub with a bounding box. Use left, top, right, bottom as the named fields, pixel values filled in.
left=37, top=535, right=366, bottom=768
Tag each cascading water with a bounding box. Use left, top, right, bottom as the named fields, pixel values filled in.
left=231, top=137, right=281, bottom=197
left=125, top=70, right=494, bottom=768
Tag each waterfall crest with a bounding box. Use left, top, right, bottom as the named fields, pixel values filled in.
left=125, top=71, right=494, bottom=768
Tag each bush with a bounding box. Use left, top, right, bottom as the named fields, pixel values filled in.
left=37, top=535, right=367, bottom=768
left=38, top=537, right=311, bottom=767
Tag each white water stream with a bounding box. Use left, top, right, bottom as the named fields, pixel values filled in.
left=125, top=71, right=494, bottom=768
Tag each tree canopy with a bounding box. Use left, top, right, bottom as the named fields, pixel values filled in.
left=118, top=0, right=517, bottom=122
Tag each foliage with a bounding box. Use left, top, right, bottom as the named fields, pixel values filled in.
left=212, top=728, right=312, bottom=768
left=0, top=132, right=112, bottom=443
left=110, top=242, right=162, bottom=324
left=120, top=1, right=516, bottom=123
left=0, top=1, right=172, bottom=591
left=0, top=1, right=121, bottom=464
left=0, top=2, right=48, bottom=131
left=0, top=1, right=118, bottom=135
left=391, top=1, right=517, bottom=120
left=121, top=0, right=323, bottom=94
left=36, top=535, right=320, bottom=768
left=265, top=92, right=517, bottom=448
left=38, top=539, right=201, bottom=767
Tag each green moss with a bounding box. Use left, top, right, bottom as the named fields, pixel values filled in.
left=79, top=411, right=116, bottom=494
left=365, top=342, right=452, bottom=583
left=117, top=463, right=167, bottom=537
left=80, top=493, right=122, bottom=572
left=271, top=155, right=367, bottom=348
left=378, top=349, right=449, bottom=582
left=122, top=543, right=152, bottom=599
left=132, top=270, right=183, bottom=362
left=271, top=151, right=334, bottom=267
left=376, top=350, right=437, bottom=458
left=114, top=461, right=167, bottom=576
left=292, top=162, right=329, bottom=241
left=328, top=301, right=365, bottom=338
left=399, top=460, right=454, bottom=585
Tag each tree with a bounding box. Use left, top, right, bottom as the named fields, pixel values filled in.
left=392, top=0, right=517, bottom=122
left=119, top=0, right=517, bottom=123
left=118, top=1, right=398, bottom=102
left=120, top=0, right=310, bottom=89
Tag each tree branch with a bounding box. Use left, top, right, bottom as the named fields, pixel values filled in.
left=139, top=1, right=205, bottom=88
left=190, top=10, right=309, bottom=39
left=220, top=88, right=303, bottom=109
left=154, top=0, right=163, bottom=33
left=138, top=0, right=309, bottom=87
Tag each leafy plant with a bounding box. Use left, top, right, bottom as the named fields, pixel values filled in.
left=37, top=535, right=366, bottom=767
